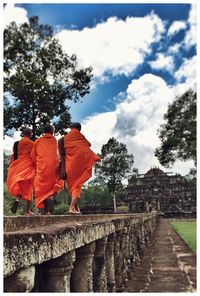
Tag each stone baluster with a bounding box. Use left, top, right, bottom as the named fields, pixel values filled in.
left=143, top=220, right=148, bottom=245
left=140, top=224, right=146, bottom=254
left=127, top=225, right=137, bottom=278
left=70, top=242, right=96, bottom=292
left=41, top=250, right=75, bottom=292
left=106, top=233, right=116, bottom=292
left=114, top=229, right=127, bottom=292
left=134, top=226, right=142, bottom=262
left=125, top=226, right=133, bottom=279
left=114, top=231, right=121, bottom=290
left=145, top=219, right=151, bottom=244
left=93, top=237, right=108, bottom=292
left=4, top=265, right=35, bottom=292
left=121, top=226, right=130, bottom=286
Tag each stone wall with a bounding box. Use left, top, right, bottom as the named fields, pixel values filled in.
left=4, top=213, right=158, bottom=292
left=126, top=167, right=196, bottom=215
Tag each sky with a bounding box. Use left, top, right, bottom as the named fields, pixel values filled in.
left=3, top=1, right=197, bottom=177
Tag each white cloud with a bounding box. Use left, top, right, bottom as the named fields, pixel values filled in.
left=82, top=111, right=117, bottom=154
left=82, top=71, right=196, bottom=177
left=4, top=132, right=21, bottom=153
left=3, top=4, right=28, bottom=26
left=4, top=70, right=196, bottom=177
left=16, top=55, right=194, bottom=177
left=114, top=74, right=173, bottom=143
left=3, top=4, right=196, bottom=179
left=183, top=4, right=196, bottom=49
left=167, top=20, right=187, bottom=36
left=56, top=13, right=165, bottom=79
left=174, top=55, right=196, bottom=92
left=168, top=43, right=181, bottom=54
left=149, top=53, right=174, bottom=73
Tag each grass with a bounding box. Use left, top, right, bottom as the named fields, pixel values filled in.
left=170, top=220, right=196, bottom=253
left=116, top=206, right=129, bottom=213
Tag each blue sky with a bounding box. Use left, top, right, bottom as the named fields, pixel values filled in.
left=4, top=2, right=197, bottom=175
left=14, top=3, right=195, bottom=121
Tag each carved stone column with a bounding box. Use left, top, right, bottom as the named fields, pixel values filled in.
left=71, top=242, right=96, bottom=292
left=124, top=226, right=132, bottom=279
left=114, top=230, right=127, bottom=291
left=140, top=224, right=145, bottom=256
left=106, top=233, right=116, bottom=292
left=42, top=250, right=75, bottom=292
left=129, top=225, right=141, bottom=271
left=114, top=231, right=121, bottom=290
left=127, top=225, right=135, bottom=279
left=120, top=227, right=129, bottom=287
left=93, top=237, right=108, bottom=292
left=4, top=265, right=35, bottom=292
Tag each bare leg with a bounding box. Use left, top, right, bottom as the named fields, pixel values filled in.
left=24, top=200, right=35, bottom=216
left=69, top=198, right=76, bottom=213
left=44, top=199, right=51, bottom=215
left=11, top=194, right=22, bottom=214
left=16, top=194, right=22, bottom=201
left=74, top=202, right=80, bottom=213
left=25, top=200, right=32, bottom=212
left=69, top=198, right=80, bottom=214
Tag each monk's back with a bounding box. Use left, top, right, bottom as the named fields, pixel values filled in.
left=64, top=129, right=90, bottom=156
left=17, top=137, right=34, bottom=160
left=35, top=135, right=58, bottom=166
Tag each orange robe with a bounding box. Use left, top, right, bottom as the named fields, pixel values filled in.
left=64, top=129, right=100, bottom=199
left=6, top=137, right=35, bottom=201
left=31, top=133, right=64, bottom=208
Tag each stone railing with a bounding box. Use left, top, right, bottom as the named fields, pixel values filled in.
left=4, top=213, right=158, bottom=292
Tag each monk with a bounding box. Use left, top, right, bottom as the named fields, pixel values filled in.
left=64, top=122, right=100, bottom=214
left=6, top=128, right=35, bottom=216
left=31, top=125, right=64, bottom=214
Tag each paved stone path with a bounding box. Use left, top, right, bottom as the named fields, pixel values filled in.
left=124, top=218, right=196, bottom=292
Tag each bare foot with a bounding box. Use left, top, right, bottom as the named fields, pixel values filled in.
left=74, top=204, right=81, bottom=214
left=69, top=198, right=81, bottom=213
left=24, top=211, right=36, bottom=217
left=16, top=194, right=22, bottom=201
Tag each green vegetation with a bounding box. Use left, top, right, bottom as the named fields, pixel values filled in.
left=95, top=137, right=134, bottom=212
left=4, top=16, right=92, bottom=139
left=4, top=183, right=113, bottom=215
left=4, top=184, right=69, bottom=216
left=116, top=206, right=129, bottom=213
left=53, top=187, right=69, bottom=214
left=155, top=90, right=196, bottom=168
left=4, top=184, right=35, bottom=216
left=170, top=220, right=196, bottom=252
left=4, top=152, right=10, bottom=182
left=80, top=184, right=113, bottom=210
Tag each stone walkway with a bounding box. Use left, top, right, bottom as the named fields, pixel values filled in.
left=124, top=218, right=196, bottom=293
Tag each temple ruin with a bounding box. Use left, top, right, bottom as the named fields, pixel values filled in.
left=125, top=167, right=196, bottom=216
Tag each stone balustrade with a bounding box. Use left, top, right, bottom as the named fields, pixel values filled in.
left=4, top=213, right=158, bottom=292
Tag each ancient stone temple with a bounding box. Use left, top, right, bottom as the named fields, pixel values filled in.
left=126, top=167, right=196, bottom=216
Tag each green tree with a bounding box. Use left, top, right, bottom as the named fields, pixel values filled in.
left=4, top=184, right=35, bottom=216
left=155, top=90, right=196, bottom=167
left=184, top=168, right=196, bottom=181
left=4, top=16, right=93, bottom=139
left=4, top=152, right=11, bottom=182
left=94, top=137, right=134, bottom=212
left=53, top=187, right=69, bottom=215
left=79, top=184, right=113, bottom=212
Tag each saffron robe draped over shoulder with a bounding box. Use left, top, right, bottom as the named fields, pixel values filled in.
left=64, top=129, right=100, bottom=199
left=6, top=136, right=35, bottom=201
left=31, top=133, right=64, bottom=208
